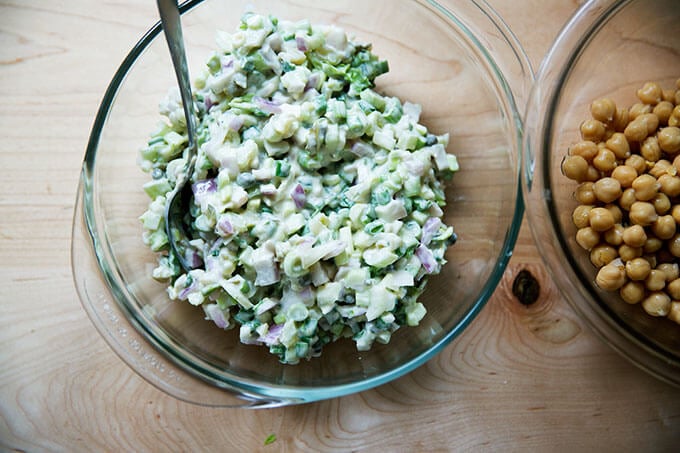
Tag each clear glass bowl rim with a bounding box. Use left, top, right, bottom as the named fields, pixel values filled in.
left=73, top=0, right=533, bottom=406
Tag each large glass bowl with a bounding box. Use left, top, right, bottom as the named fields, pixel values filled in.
left=523, top=0, right=680, bottom=387
left=72, top=0, right=531, bottom=407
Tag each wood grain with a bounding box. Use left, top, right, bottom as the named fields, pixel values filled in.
left=1, top=1, right=679, bottom=452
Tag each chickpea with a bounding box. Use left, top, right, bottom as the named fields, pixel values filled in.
left=604, top=133, right=630, bottom=159
left=624, top=116, right=650, bottom=142
left=640, top=136, right=662, bottom=162
left=569, top=140, right=599, bottom=161
left=561, top=155, right=589, bottom=181
left=581, top=119, right=606, bottom=142
left=652, top=193, right=671, bottom=214
left=613, top=107, right=630, bottom=131
left=593, top=177, right=622, bottom=203
left=619, top=244, right=643, bottom=262
left=572, top=205, right=593, bottom=229
left=669, top=105, right=680, bottom=127
left=659, top=174, right=680, bottom=197
left=590, top=244, right=618, bottom=268
left=645, top=269, right=667, bottom=292
left=672, top=205, right=680, bottom=224
left=649, top=159, right=672, bottom=178
left=651, top=215, right=676, bottom=240
left=619, top=188, right=636, bottom=211
left=643, top=254, right=658, bottom=269
left=631, top=174, right=660, bottom=201
left=668, top=233, right=680, bottom=257
left=626, top=154, right=647, bottom=174
left=591, top=98, right=616, bottom=123
left=668, top=302, right=680, bottom=325
left=629, top=201, right=658, bottom=226
left=611, top=165, right=637, bottom=187
left=592, top=148, right=617, bottom=173
left=585, top=165, right=601, bottom=182
left=626, top=257, right=652, bottom=281
left=653, top=101, right=674, bottom=125
left=644, top=237, right=663, bottom=254
left=637, top=82, right=663, bottom=105
left=658, top=126, right=680, bottom=153
left=662, top=89, right=676, bottom=103
left=622, top=224, right=647, bottom=247
left=641, top=291, right=671, bottom=316
left=643, top=113, right=660, bottom=134
left=605, top=204, right=623, bottom=223
left=576, top=227, right=600, bottom=250
left=620, top=281, right=645, bottom=304
left=674, top=154, right=680, bottom=174
left=667, top=278, right=680, bottom=300
left=595, top=260, right=627, bottom=291
left=587, top=207, right=614, bottom=232
left=629, top=102, right=652, bottom=119
left=657, top=263, right=679, bottom=282
left=575, top=182, right=597, bottom=204
left=604, top=224, right=624, bottom=246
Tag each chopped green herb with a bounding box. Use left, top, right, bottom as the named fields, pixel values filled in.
left=264, top=434, right=277, bottom=445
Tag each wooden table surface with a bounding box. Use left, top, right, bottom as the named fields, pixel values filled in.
left=2, top=0, right=679, bottom=451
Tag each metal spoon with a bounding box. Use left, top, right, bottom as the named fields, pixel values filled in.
left=157, top=0, right=198, bottom=272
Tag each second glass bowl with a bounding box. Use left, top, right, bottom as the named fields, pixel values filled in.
left=523, top=0, right=680, bottom=386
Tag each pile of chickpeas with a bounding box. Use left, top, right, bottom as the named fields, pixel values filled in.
left=562, top=79, right=680, bottom=325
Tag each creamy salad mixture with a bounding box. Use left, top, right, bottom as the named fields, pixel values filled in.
left=138, top=13, right=459, bottom=364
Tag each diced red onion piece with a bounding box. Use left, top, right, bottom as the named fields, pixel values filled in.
left=217, top=217, right=233, bottom=235
left=421, top=217, right=442, bottom=246
left=204, top=304, right=228, bottom=329
left=228, top=115, right=244, bottom=131
left=260, top=323, right=284, bottom=346
left=187, top=249, right=203, bottom=269
left=300, top=236, right=316, bottom=246
left=305, top=73, right=320, bottom=91
left=178, top=279, right=196, bottom=300
left=296, top=35, right=307, bottom=52
left=299, top=286, right=313, bottom=303
left=254, top=96, right=281, bottom=114
left=205, top=239, right=224, bottom=272
left=205, top=96, right=215, bottom=111
left=255, top=262, right=280, bottom=286
left=205, top=255, right=218, bottom=273
left=192, top=178, right=217, bottom=204
left=260, top=184, right=277, bottom=196
left=291, top=183, right=306, bottom=209
left=209, top=237, right=224, bottom=252
left=416, top=245, right=437, bottom=274
left=321, top=240, right=346, bottom=260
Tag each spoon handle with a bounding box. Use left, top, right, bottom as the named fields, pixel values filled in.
left=156, top=0, right=197, bottom=149
left=157, top=0, right=199, bottom=272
